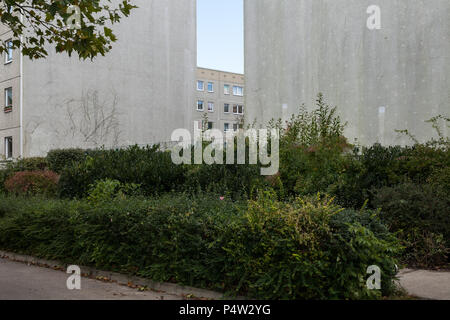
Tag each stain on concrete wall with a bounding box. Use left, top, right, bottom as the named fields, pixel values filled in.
left=22, top=0, right=197, bottom=157
left=244, top=0, right=450, bottom=146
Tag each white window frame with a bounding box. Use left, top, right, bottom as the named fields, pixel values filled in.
left=233, top=123, right=238, bottom=131
left=207, top=82, right=214, bottom=93
left=233, top=104, right=244, bottom=115
left=4, top=136, right=12, bottom=159
left=5, top=40, right=13, bottom=64
left=224, top=84, right=230, bottom=95
left=208, top=102, right=214, bottom=112
left=224, top=103, right=230, bottom=113
left=197, top=80, right=204, bottom=91
left=197, top=100, right=204, bottom=111
left=233, top=86, right=244, bottom=96
left=224, top=123, right=230, bottom=132
left=5, top=87, right=12, bottom=108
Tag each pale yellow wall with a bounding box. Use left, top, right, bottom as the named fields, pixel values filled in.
left=195, top=67, right=245, bottom=132
left=0, top=26, right=21, bottom=159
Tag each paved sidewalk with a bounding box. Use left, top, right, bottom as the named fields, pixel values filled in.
left=398, top=269, right=450, bottom=300
left=2, top=255, right=449, bottom=300
left=0, top=257, right=184, bottom=300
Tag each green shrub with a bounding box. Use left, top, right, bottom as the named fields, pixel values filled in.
left=4, top=171, right=59, bottom=197
left=0, top=193, right=400, bottom=299
left=400, top=144, right=450, bottom=183
left=373, top=183, right=450, bottom=268
left=183, top=163, right=263, bottom=199
left=333, top=144, right=410, bottom=208
left=428, top=166, right=450, bottom=192
left=58, top=145, right=186, bottom=198
left=222, top=193, right=400, bottom=299
left=10, top=157, right=49, bottom=171
left=330, top=142, right=449, bottom=209
left=46, top=149, right=87, bottom=173
left=87, top=179, right=142, bottom=204
left=269, top=93, right=351, bottom=198
left=0, top=157, right=48, bottom=194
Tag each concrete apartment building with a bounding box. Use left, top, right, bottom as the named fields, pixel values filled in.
left=244, top=0, right=450, bottom=146
left=0, top=0, right=197, bottom=159
left=194, top=67, right=245, bottom=133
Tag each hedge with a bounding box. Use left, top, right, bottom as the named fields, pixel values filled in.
left=373, top=183, right=450, bottom=268
left=57, top=145, right=186, bottom=198
left=0, top=193, right=401, bottom=299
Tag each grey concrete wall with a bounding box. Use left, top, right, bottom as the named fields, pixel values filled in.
left=22, top=0, right=196, bottom=157
left=244, top=0, right=450, bottom=146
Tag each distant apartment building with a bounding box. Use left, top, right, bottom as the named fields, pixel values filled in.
left=244, top=0, right=450, bottom=146
left=194, top=67, right=245, bottom=133
left=0, top=0, right=197, bottom=159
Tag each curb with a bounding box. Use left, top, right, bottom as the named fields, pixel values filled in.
left=0, top=250, right=225, bottom=300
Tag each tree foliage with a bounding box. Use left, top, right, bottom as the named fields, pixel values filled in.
left=0, top=0, right=136, bottom=59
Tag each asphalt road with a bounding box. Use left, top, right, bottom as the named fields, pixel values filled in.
left=0, top=257, right=183, bottom=300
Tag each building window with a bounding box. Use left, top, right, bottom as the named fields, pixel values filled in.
left=224, top=84, right=230, bottom=95
left=224, top=103, right=230, bottom=113
left=208, top=122, right=214, bottom=130
left=233, top=86, right=244, bottom=96
left=208, top=82, right=214, bottom=92
left=197, top=100, right=204, bottom=111
left=224, top=123, right=230, bottom=132
left=4, top=137, right=12, bottom=159
left=5, top=40, right=13, bottom=63
left=233, top=123, right=238, bottom=131
left=233, top=104, right=244, bottom=115
left=197, top=81, right=204, bottom=91
left=208, top=102, right=214, bottom=112
left=4, top=87, right=12, bottom=112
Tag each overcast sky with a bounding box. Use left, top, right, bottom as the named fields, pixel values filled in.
left=197, top=0, right=244, bottom=74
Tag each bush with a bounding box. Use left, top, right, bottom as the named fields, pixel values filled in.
left=428, top=166, right=450, bottom=192
left=58, top=145, right=186, bottom=198
left=330, top=142, right=450, bottom=209
left=222, top=193, right=400, bottom=299
left=46, top=149, right=87, bottom=173
left=0, top=157, right=49, bottom=194
left=270, top=93, right=352, bottom=198
left=87, top=179, right=142, bottom=204
left=373, top=183, right=450, bottom=268
left=331, top=144, right=410, bottom=208
left=0, top=193, right=401, bottom=299
left=4, top=171, right=60, bottom=197
left=183, top=163, right=263, bottom=199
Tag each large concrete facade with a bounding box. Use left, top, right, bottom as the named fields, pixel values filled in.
left=244, top=0, right=450, bottom=146
left=1, top=0, right=196, bottom=158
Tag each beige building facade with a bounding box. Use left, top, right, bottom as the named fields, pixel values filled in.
left=0, top=23, right=21, bottom=159
left=194, top=67, right=245, bottom=133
